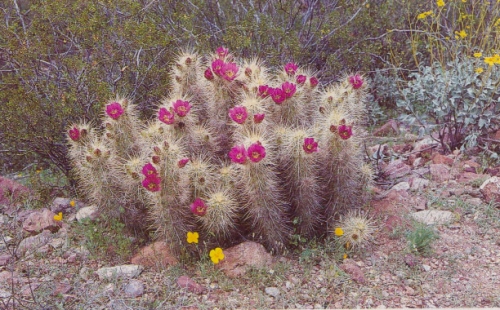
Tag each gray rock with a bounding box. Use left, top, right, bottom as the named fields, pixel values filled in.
left=422, top=264, right=431, bottom=272
left=411, top=210, right=454, bottom=225
left=391, top=182, right=410, bottom=192
left=76, top=205, right=98, bottom=222
left=466, top=197, right=482, bottom=206
left=51, top=197, right=74, bottom=214
left=382, top=159, right=411, bottom=180
left=265, top=287, right=280, bottom=298
left=96, top=264, right=143, bottom=281
left=410, top=177, right=430, bottom=191
left=79, top=267, right=92, bottom=281
left=18, top=231, right=52, bottom=255
left=22, top=208, right=61, bottom=234
left=48, top=238, right=65, bottom=249
left=429, top=164, right=451, bottom=182
left=123, top=279, right=144, bottom=298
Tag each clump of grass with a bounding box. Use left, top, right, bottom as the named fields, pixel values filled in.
left=405, top=222, right=439, bottom=256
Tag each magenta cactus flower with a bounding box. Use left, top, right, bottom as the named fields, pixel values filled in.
left=229, top=106, right=248, bottom=124
left=229, top=145, right=247, bottom=164
left=69, top=127, right=80, bottom=141
left=303, top=137, right=318, bottom=154
left=142, top=175, right=161, bottom=192
left=142, top=163, right=158, bottom=177
left=211, top=59, right=225, bottom=76
left=258, top=85, right=270, bottom=98
left=204, top=68, right=214, bottom=80
left=348, top=74, right=363, bottom=89
left=190, top=198, right=207, bottom=216
left=106, top=102, right=124, bottom=120
left=296, top=75, right=306, bottom=84
left=309, top=77, right=319, bottom=88
left=281, top=82, right=296, bottom=99
left=253, top=113, right=265, bottom=124
left=247, top=142, right=266, bottom=163
left=221, top=62, right=239, bottom=81
left=178, top=158, right=190, bottom=168
left=270, top=87, right=286, bottom=104
left=173, top=100, right=191, bottom=117
left=158, top=107, right=175, bottom=124
left=338, top=125, right=353, bottom=140
left=216, top=46, right=229, bottom=58
left=284, top=62, right=298, bottom=75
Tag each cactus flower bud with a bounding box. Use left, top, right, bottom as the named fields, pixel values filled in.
left=310, top=77, right=319, bottom=88
left=348, top=74, right=363, bottom=89
left=178, top=158, right=190, bottom=168
left=185, top=57, right=192, bottom=65
left=296, top=75, right=306, bottom=84
left=152, top=155, right=161, bottom=164
left=204, top=68, right=214, bottom=80
left=69, top=127, right=80, bottom=141
left=216, top=46, right=228, bottom=58
left=284, top=62, right=298, bottom=75
left=245, top=67, right=252, bottom=77
left=93, top=148, right=102, bottom=157
left=253, top=113, right=265, bottom=124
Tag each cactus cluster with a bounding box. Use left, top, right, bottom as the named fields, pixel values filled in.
left=67, top=48, right=373, bottom=255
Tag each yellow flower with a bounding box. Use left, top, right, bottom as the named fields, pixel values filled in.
left=455, top=30, right=467, bottom=39
left=462, top=0, right=466, bottom=2
left=475, top=67, right=484, bottom=74
left=417, top=11, right=433, bottom=20
left=36, top=169, right=42, bottom=174
left=210, top=247, right=225, bottom=264
left=70, top=200, right=76, bottom=207
left=437, top=0, right=445, bottom=7
left=334, top=227, right=344, bottom=236
left=343, top=253, right=348, bottom=259
left=186, top=231, right=199, bottom=244
left=474, top=52, right=482, bottom=58
left=53, top=212, right=63, bottom=221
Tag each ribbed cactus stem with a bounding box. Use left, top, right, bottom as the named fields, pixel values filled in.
left=199, top=187, right=239, bottom=240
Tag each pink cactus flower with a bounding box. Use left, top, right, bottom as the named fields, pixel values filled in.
left=303, top=137, right=318, bottom=154
left=296, top=75, right=307, bottom=84
left=247, top=142, right=266, bottom=163
left=229, top=106, right=248, bottom=124
left=211, top=59, right=225, bottom=76
left=178, top=158, right=190, bottom=168
left=310, top=77, right=319, bottom=88
left=190, top=198, right=207, bottom=216
left=141, top=163, right=158, bottom=177
left=253, top=113, right=265, bottom=124
left=348, top=74, right=363, bottom=89
left=270, top=87, right=286, bottom=104
left=204, top=68, right=214, bottom=80
left=106, top=102, right=124, bottom=120
left=173, top=100, right=191, bottom=117
left=338, top=125, right=353, bottom=140
left=229, top=145, right=247, bottom=164
left=281, top=82, right=296, bottom=99
left=258, top=85, right=270, bottom=98
left=69, top=127, right=80, bottom=141
left=284, top=62, right=298, bottom=75
left=158, top=107, right=175, bottom=124
left=221, top=62, right=239, bottom=81
left=142, top=175, right=161, bottom=192
left=216, top=46, right=229, bottom=58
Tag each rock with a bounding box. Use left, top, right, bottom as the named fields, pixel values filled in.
left=217, top=241, right=273, bottom=278
left=479, top=176, right=500, bottom=204
left=410, top=196, right=427, bottom=210
left=0, top=236, right=12, bottom=251
left=48, top=238, right=65, bottom=249
left=422, top=264, right=431, bottom=272
left=0, top=176, right=32, bottom=206
left=404, top=254, right=418, bottom=267
left=96, top=264, right=143, bottom=281
left=462, top=160, right=480, bottom=170
left=485, top=167, right=500, bottom=176
left=51, top=197, right=77, bottom=214
left=383, top=215, right=404, bottom=232
left=392, top=143, right=413, bottom=154
left=372, top=119, right=400, bottom=137
left=131, top=241, right=178, bottom=269
left=414, top=137, right=438, bottom=151
left=79, top=267, right=92, bottom=281
left=123, top=279, right=144, bottom=298
left=429, top=164, right=451, bottom=182
left=368, top=144, right=391, bottom=159
left=432, top=153, right=454, bottom=166
left=177, top=276, right=206, bottom=294
left=265, top=287, right=281, bottom=298
left=411, top=210, right=454, bottom=225
left=466, top=197, right=482, bottom=207
left=22, top=208, right=62, bottom=234
left=391, top=182, right=410, bottom=192
left=456, top=172, right=488, bottom=184
left=409, top=177, right=430, bottom=191
left=0, top=254, right=12, bottom=266
left=18, top=230, right=52, bottom=255
left=340, top=259, right=366, bottom=283
left=76, top=205, right=98, bottom=222
left=382, top=159, right=411, bottom=180
left=52, top=280, right=72, bottom=296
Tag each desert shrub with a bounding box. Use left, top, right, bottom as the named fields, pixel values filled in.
left=67, top=48, right=374, bottom=256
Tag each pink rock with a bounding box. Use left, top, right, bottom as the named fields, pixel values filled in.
left=177, top=276, right=206, bottom=294
left=432, top=153, right=454, bottom=166
left=456, top=172, right=488, bottom=184
left=429, top=164, right=451, bottom=182
left=382, top=159, right=411, bottom=180
left=372, top=119, right=399, bottom=137
left=0, top=176, right=32, bottom=206
left=340, top=259, right=366, bottom=283
left=462, top=160, right=481, bottom=169
left=217, top=241, right=273, bottom=278
left=480, top=176, right=500, bottom=204
left=131, top=241, right=178, bottom=270
left=22, top=208, right=61, bottom=234
left=52, top=281, right=72, bottom=296
left=0, top=254, right=12, bottom=266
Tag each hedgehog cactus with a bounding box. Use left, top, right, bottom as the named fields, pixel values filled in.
left=67, top=48, right=373, bottom=256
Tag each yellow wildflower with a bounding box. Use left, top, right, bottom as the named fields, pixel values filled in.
left=70, top=200, right=76, bottom=207
left=437, top=0, right=445, bottom=7
left=417, top=11, right=433, bottom=20
left=186, top=231, right=199, bottom=244
left=475, top=67, right=484, bottom=74
left=485, top=56, right=495, bottom=66
left=343, top=253, right=348, bottom=259
left=209, top=247, right=225, bottom=264
left=53, top=212, right=63, bottom=221
left=334, top=227, right=344, bottom=236
left=474, top=52, right=482, bottom=58
left=455, top=30, right=467, bottom=39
